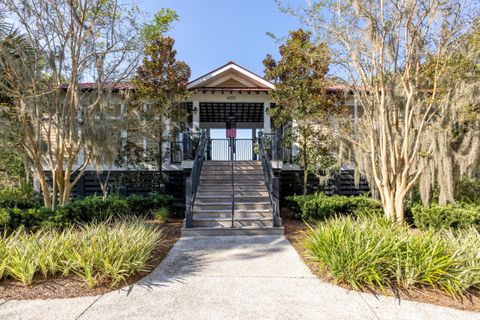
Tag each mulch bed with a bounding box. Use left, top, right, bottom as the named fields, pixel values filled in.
left=0, top=218, right=183, bottom=301
left=281, top=208, right=480, bottom=313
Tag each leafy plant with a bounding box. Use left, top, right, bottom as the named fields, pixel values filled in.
left=1, top=220, right=162, bottom=287
left=288, top=193, right=382, bottom=221
left=454, top=178, right=480, bottom=204
left=305, top=216, right=480, bottom=297
left=124, top=193, right=172, bottom=217
left=412, top=203, right=480, bottom=230
left=0, top=186, right=42, bottom=209
left=153, top=207, right=170, bottom=222
left=2, top=193, right=173, bottom=231
left=0, top=208, right=10, bottom=227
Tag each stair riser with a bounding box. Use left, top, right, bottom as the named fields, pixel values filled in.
left=203, top=164, right=262, bottom=169
left=197, top=186, right=268, bottom=192
left=203, top=161, right=261, bottom=165
left=193, top=219, right=273, bottom=228
left=194, top=203, right=271, bottom=211
left=201, top=170, right=264, bottom=175
left=195, top=196, right=270, bottom=203
left=200, top=174, right=264, bottom=179
left=200, top=176, right=265, bottom=183
left=181, top=227, right=284, bottom=237
left=193, top=212, right=272, bottom=219
left=200, top=181, right=265, bottom=186
left=197, top=188, right=268, bottom=198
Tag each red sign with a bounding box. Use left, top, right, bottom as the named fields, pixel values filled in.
left=226, top=120, right=236, bottom=138
left=226, top=128, right=236, bottom=139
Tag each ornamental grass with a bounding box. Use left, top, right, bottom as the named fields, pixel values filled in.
left=0, top=219, right=162, bottom=287
left=305, top=216, right=480, bottom=297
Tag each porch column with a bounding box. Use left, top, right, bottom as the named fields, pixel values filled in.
left=263, top=101, right=271, bottom=134
left=192, top=100, right=200, bottom=131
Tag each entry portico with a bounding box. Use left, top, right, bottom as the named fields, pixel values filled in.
left=186, top=61, right=274, bottom=139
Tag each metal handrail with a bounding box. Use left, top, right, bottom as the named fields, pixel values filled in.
left=262, top=132, right=293, bottom=163
left=230, top=137, right=235, bottom=227
left=185, top=131, right=207, bottom=228
left=258, top=132, right=282, bottom=227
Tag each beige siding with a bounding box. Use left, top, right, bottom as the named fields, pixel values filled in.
left=215, top=78, right=248, bottom=88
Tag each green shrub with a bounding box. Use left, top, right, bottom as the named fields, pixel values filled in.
left=412, top=202, right=480, bottom=230
left=288, top=193, right=382, bottom=221
left=0, top=208, right=10, bottom=226
left=454, top=178, right=480, bottom=204
left=2, top=193, right=173, bottom=231
left=6, top=207, right=54, bottom=230
left=54, top=195, right=130, bottom=225
left=0, top=186, right=42, bottom=209
left=124, top=193, right=172, bottom=217
left=1, top=220, right=162, bottom=287
left=286, top=194, right=317, bottom=213
left=153, top=207, right=170, bottom=222
left=305, top=216, right=479, bottom=296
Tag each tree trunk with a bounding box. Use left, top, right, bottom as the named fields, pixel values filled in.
left=378, top=184, right=407, bottom=223
left=158, top=133, right=164, bottom=193
left=303, top=169, right=308, bottom=195
left=34, top=164, right=51, bottom=208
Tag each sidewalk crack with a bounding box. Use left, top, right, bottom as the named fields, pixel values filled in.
left=357, top=292, right=381, bottom=320
left=75, top=294, right=104, bottom=320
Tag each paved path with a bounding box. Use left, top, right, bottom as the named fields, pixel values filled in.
left=1, top=236, right=479, bottom=320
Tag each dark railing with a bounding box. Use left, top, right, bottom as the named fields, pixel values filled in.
left=258, top=132, right=282, bottom=227
left=229, top=137, right=235, bottom=227
left=170, top=132, right=203, bottom=164
left=184, top=131, right=207, bottom=228
left=234, top=139, right=254, bottom=160
left=209, top=138, right=255, bottom=161
left=210, top=139, right=230, bottom=160
left=261, top=133, right=293, bottom=163
left=170, top=141, right=183, bottom=164
left=183, top=132, right=202, bottom=161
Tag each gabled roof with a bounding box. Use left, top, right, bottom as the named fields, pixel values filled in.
left=187, top=61, right=275, bottom=91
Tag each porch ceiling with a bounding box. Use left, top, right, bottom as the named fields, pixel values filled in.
left=199, top=102, right=264, bottom=123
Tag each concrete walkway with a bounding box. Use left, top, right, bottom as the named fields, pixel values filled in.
left=0, top=236, right=479, bottom=320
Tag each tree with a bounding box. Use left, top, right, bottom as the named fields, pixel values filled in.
left=127, top=35, right=190, bottom=191
left=263, top=29, right=338, bottom=195
left=0, top=28, right=28, bottom=188
left=0, top=0, right=144, bottom=208
left=290, top=0, right=479, bottom=222
left=417, top=26, right=480, bottom=205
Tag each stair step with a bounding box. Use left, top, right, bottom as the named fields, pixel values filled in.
left=203, top=161, right=261, bottom=165
left=197, top=185, right=268, bottom=192
left=194, top=202, right=272, bottom=211
left=200, top=174, right=264, bottom=179
left=193, top=211, right=272, bottom=219
left=192, top=217, right=273, bottom=228
left=196, top=191, right=269, bottom=197
left=201, top=170, right=264, bottom=175
left=181, top=226, right=284, bottom=237
left=194, top=208, right=272, bottom=214
left=195, top=201, right=270, bottom=205
left=196, top=195, right=270, bottom=202
left=200, top=180, right=265, bottom=186
left=193, top=216, right=272, bottom=222
left=203, top=162, right=262, bottom=166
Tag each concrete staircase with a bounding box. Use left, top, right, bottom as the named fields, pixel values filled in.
left=182, top=160, right=284, bottom=236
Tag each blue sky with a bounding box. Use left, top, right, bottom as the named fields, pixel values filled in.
left=139, top=0, right=306, bottom=80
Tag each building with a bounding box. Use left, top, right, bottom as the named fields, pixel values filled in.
left=59, top=61, right=369, bottom=233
